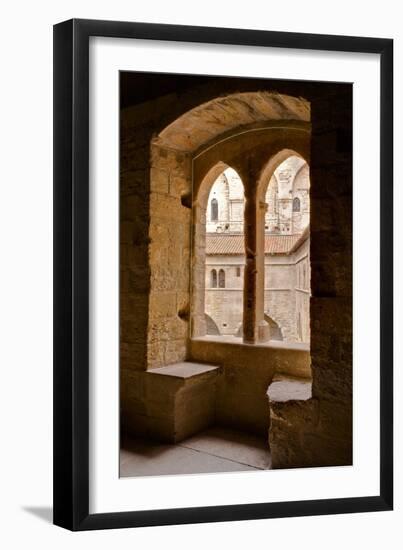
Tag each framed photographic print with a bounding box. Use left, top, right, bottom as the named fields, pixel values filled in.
left=53, top=19, right=393, bottom=530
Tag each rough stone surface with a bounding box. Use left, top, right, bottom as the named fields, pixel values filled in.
left=148, top=362, right=219, bottom=378
left=120, top=74, right=352, bottom=468
left=267, top=375, right=312, bottom=402
left=122, top=362, right=220, bottom=443
left=155, top=92, right=310, bottom=153
left=189, top=339, right=311, bottom=436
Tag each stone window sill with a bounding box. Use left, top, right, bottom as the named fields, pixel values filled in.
left=266, top=374, right=312, bottom=402
left=192, top=335, right=310, bottom=352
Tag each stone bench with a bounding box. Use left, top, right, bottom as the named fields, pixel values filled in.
left=267, top=375, right=312, bottom=402
left=145, top=362, right=221, bottom=443
left=267, top=374, right=318, bottom=468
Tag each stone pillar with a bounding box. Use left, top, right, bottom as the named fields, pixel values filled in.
left=191, top=201, right=207, bottom=338
left=256, top=201, right=270, bottom=342
left=242, top=191, right=270, bottom=343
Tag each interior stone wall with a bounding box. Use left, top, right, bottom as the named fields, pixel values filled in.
left=147, top=144, right=193, bottom=368
left=189, top=339, right=311, bottom=435
left=120, top=74, right=352, bottom=468
left=309, top=87, right=353, bottom=465
left=120, top=108, right=152, bottom=375
left=269, top=88, right=353, bottom=468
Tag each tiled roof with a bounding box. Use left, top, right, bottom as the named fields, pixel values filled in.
left=205, top=233, right=302, bottom=255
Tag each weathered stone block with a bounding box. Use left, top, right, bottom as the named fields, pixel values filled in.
left=148, top=291, right=177, bottom=319
left=150, top=167, right=170, bottom=194
left=141, top=362, right=220, bottom=442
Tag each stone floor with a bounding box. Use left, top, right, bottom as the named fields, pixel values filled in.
left=120, top=427, right=272, bottom=477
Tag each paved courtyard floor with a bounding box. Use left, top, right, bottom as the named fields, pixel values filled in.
left=120, top=426, right=272, bottom=477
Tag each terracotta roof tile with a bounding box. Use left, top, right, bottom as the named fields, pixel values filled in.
left=205, top=233, right=302, bottom=255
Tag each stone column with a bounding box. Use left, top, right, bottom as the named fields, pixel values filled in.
left=191, top=202, right=207, bottom=337
left=242, top=189, right=257, bottom=343
left=256, top=201, right=270, bottom=342
left=242, top=191, right=270, bottom=343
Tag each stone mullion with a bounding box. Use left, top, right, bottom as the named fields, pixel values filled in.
left=242, top=191, right=258, bottom=343
left=256, top=201, right=270, bottom=342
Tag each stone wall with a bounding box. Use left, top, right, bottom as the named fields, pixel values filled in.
left=120, top=74, right=352, bottom=468
left=189, top=339, right=311, bottom=436
left=269, top=89, right=352, bottom=468
left=120, top=106, right=151, bottom=375
left=306, top=87, right=353, bottom=466
left=205, top=290, right=244, bottom=336
left=147, top=144, right=193, bottom=369
left=265, top=290, right=296, bottom=341
left=294, top=237, right=311, bottom=342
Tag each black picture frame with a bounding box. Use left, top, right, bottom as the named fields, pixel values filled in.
left=53, top=18, right=393, bottom=531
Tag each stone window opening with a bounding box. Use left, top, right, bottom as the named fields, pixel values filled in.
left=194, top=151, right=311, bottom=345
left=218, top=269, right=225, bottom=288
left=200, top=165, right=245, bottom=337
left=211, top=269, right=217, bottom=288
left=211, top=198, right=218, bottom=221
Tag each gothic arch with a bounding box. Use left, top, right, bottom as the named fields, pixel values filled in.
left=191, top=161, right=242, bottom=337
left=152, top=93, right=310, bottom=341
left=257, top=149, right=308, bottom=203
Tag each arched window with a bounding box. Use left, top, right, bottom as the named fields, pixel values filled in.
left=211, top=198, right=218, bottom=221
left=218, top=269, right=225, bottom=288
left=293, top=197, right=300, bottom=212
left=211, top=269, right=217, bottom=288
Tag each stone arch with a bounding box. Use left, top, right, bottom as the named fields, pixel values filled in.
left=152, top=93, right=310, bottom=343
left=257, top=149, right=308, bottom=204
left=193, top=163, right=245, bottom=337
left=264, top=313, right=284, bottom=341
left=191, top=161, right=241, bottom=337
left=205, top=314, right=220, bottom=336
left=154, top=92, right=310, bottom=155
